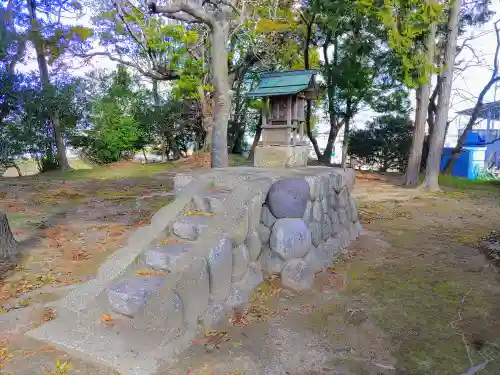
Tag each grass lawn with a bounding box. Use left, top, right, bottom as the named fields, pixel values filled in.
left=1, top=163, right=499, bottom=374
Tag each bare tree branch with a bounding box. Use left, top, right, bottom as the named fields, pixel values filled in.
left=148, top=0, right=216, bottom=27
left=72, top=51, right=180, bottom=80
left=444, top=19, right=500, bottom=172
left=113, top=1, right=150, bottom=57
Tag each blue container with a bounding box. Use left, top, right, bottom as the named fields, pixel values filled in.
left=440, top=132, right=486, bottom=179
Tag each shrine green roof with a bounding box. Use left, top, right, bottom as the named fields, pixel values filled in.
left=246, top=70, right=316, bottom=98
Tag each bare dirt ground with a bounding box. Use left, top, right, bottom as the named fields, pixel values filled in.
left=1, top=166, right=500, bottom=375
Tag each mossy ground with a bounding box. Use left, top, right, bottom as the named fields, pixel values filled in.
left=2, top=168, right=500, bottom=374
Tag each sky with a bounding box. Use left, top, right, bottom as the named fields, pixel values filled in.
left=314, top=1, right=500, bottom=149
left=18, top=2, right=500, bottom=151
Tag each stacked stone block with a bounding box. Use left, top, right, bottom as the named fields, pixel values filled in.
left=27, top=167, right=362, bottom=375
left=258, top=171, right=362, bottom=293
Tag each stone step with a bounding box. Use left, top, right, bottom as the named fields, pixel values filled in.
left=108, top=276, right=166, bottom=317
left=143, top=240, right=194, bottom=271
left=26, top=318, right=171, bottom=375
left=172, top=213, right=213, bottom=240
left=192, top=190, right=232, bottom=213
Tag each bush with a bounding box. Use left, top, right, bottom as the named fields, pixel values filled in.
left=349, top=114, right=413, bottom=172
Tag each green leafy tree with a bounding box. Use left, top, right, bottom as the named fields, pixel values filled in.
left=70, top=66, right=145, bottom=164
left=2, top=0, right=92, bottom=171
left=349, top=115, right=413, bottom=172
left=298, top=0, right=411, bottom=165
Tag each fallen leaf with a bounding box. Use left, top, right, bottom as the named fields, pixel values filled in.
left=135, top=269, right=169, bottom=277
left=184, top=210, right=215, bottom=217
left=100, top=313, right=113, bottom=322
left=42, top=308, right=57, bottom=323
left=299, top=304, right=314, bottom=315
left=158, top=238, right=186, bottom=245
left=229, top=313, right=249, bottom=327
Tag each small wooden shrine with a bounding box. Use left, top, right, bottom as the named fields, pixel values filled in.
left=246, top=70, right=319, bottom=167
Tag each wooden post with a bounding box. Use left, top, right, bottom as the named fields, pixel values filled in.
left=287, top=95, right=293, bottom=145
left=262, top=97, right=267, bottom=128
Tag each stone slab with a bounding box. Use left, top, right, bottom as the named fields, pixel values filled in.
left=253, top=145, right=308, bottom=168
left=270, top=218, right=311, bottom=260
left=281, top=259, right=315, bottom=293
left=108, top=276, right=165, bottom=317
left=267, top=178, right=309, bottom=219
left=143, top=242, right=193, bottom=271
left=207, top=236, right=233, bottom=303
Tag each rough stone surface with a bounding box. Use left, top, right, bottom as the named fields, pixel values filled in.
left=231, top=208, right=249, bottom=246
left=245, top=229, right=262, bottom=262
left=281, top=259, right=315, bottom=293
left=225, top=262, right=263, bottom=311
left=202, top=299, right=225, bottom=329
left=348, top=221, right=363, bottom=241
left=330, top=191, right=340, bottom=210
left=253, top=145, right=309, bottom=168
left=321, top=198, right=329, bottom=215
left=173, top=215, right=212, bottom=240
left=26, top=166, right=362, bottom=375
left=258, top=224, right=271, bottom=244
left=251, top=177, right=274, bottom=203
left=173, top=256, right=209, bottom=332
left=258, top=247, right=286, bottom=275
left=232, top=244, right=250, bottom=281
left=270, top=218, right=311, bottom=260
left=304, top=175, right=321, bottom=200
left=324, top=236, right=343, bottom=258
left=192, top=195, right=209, bottom=212
left=143, top=242, right=192, bottom=271
left=267, top=178, right=309, bottom=219
left=260, top=205, right=276, bottom=228
left=108, top=276, right=165, bottom=317
left=348, top=198, right=359, bottom=222
left=344, top=169, right=356, bottom=193
left=336, top=229, right=350, bottom=249
left=321, top=214, right=332, bottom=241
left=311, top=201, right=323, bottom=223
left=331, top=173, right=344, bottom=193
left=207, top=237, right=233, bottom=303
left=304, top=243, right=330, bottom=273
left=174, top=173, right=195, bottom=196
left=200, top=192, right=230, bottom=213
left=337, top=187, right=349, bottom=208
left=309, top=221, right=322, bottom=248
left=330, top=211, right=341, bottom=235
left=302, top=200, right=312, bottom=224
left=354, top=220, right=364, bottom=236
left=320, top=175, right=330, bottom=198
left=248, top=193, right=264, bottom=230
left=338, top=208, right=349, bottom=226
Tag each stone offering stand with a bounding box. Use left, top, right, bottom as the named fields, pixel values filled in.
left=27, top=166, right=362, bottom=375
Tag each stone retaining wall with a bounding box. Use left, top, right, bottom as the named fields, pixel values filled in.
left=27, top=167, right=362, bottom=375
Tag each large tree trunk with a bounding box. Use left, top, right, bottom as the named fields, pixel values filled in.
left=0, top=212, right=17, bottom=259
left=404, top=85, right=429, bottom=185
left=230, top=77, right=245, bottom=154
left=210, top=25, right=230, bottom=168
left=421, top=0, right=461, bottom=191
left=303, top=13, right=321, bottom=160
left=321, top=33, right=341, bottom=164
left=52, top=112, right=70, bottom=170
left=249, top=112, right=263, bottom=163
left=27, top=0, right=69, bottom=171
left=197, top=86, right=213, bottom=153
left=404, top=20, right=437, bottom=187
left=341, top=118, right=350, bottom=168
left=152, top=79, right=160, bottom=106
